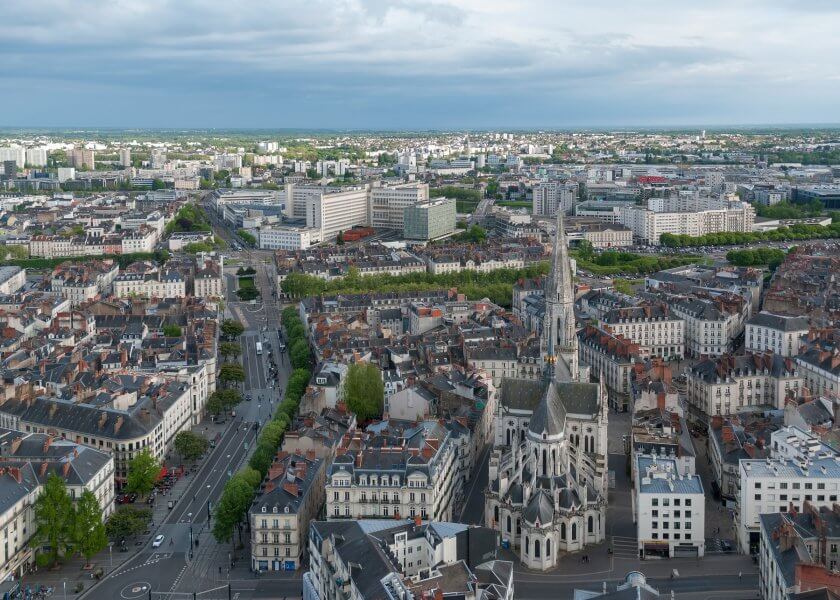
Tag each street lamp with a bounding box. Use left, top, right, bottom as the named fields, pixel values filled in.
left=63, top=580, right=66, bottom=600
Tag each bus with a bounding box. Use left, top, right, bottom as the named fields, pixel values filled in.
left=255, top=341, right=263, bottom=356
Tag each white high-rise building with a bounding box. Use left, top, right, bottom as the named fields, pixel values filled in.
left=303, top=186, right=370, bottom=240
left=119, top=148, right=132, bottom=167
left=0, top=146, right=26, bottom=168
left=25, top=148, right=48, bottom=167
left=370, top=183, right=429, bottom=230
left=532, top=181, right=577, bottom=216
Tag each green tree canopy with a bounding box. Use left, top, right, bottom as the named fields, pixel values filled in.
left=73, top=490, right=108, bottom=562
left=344, top=362, right=384, bottom=422
left=219, top=362, right=246, bottom=386
left=290, top=338, right=311, bottom=370
left=220, top=342, right=242, bottom=360
left=125, top=449, right=160, bottom=497
left=221, top=319, right=245, bottom=339
left=33, top=474, right=75, bottom=566
left=162, top=324, right=182, bottom=337
left=106, top=506, right=152, bottom=541
left=174, top=431, right=209, bottom=461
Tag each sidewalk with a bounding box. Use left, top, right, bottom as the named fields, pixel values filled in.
left=17, top=415, right=234, bottom=597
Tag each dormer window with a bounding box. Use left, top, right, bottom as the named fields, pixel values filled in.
left=261, top=507, right=267, bottom=513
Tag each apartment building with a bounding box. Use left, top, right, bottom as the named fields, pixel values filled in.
left=325, top=421, right=459, bottom=523
left=634, top=455, right=705, bottom=558
left=193, top=263, right=223, bottom=298
left=69, top=148, right=96, bottom=169
left=578, top=325, right=640, bottom=411
left=599, top=303, right=685, bottom=359
left=619, top=202, right=755, bottom=245
left=51, top=260, right=119, bottom=305
left=532, top=181, right=577, bottom=216
left=0, top=374, right=197, bottom=484
left=370, top=183, right=429, bottom=230
left=669, top=295, right=747, bottom=357
left=0, top=428, right=114, bottom=582
left=746, top=312, right=810, bottom=358
left=113, top=270, right=186, bottom=299
left=796, top=346, right=840, bottom=400
left=0, top=266, right=26, bottom=295
left=304, top=519, right=513, bottom=600
left=687, top=353, right=802, bottom=422
left=737, top=427, right=840, bottom=554
left=250, top=451, right=325, bottom=572
left=759, top=507, right=840, bottom=600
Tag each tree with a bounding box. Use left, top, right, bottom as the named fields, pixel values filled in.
left=236, top=287, right=259, bottom=301
left=577, top=240, right=595, bottom=261
left=106, top=506, right=152, bottom=541
left=125, top=449, right=160, bottom=498
left=33, top=474, right=75, bottom=566
left=73, top=490, right=108, bottom=564
left=212, top=477, right=254, bottom=544
left=207, top=388, right=242, bottom=414
left=221, top=319, right=244, bottom=340
left=162, top=324, right=182, bottom=337
left=336, top=231, right=345, bottom=245
left=220, top=342, right=242, bottom=360
left=237, top=229, right=256, bottom=246
left=290, top=338, right=311, bottom=370
left=219, top=362, right=246, bottom=386
left=174, top=431, right=209, bottom=462
left=344, top=362, right=384, bottom=422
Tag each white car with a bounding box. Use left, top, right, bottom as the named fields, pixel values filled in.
left=152, top=534, right=165, bottom=548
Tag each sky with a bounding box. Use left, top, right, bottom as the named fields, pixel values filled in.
left=3, top=0, right=840, bottom=129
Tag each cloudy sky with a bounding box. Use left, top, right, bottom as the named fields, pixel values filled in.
left=3, top=0, right=839, bottom=129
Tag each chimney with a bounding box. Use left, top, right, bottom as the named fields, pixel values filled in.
left=721, top=425, right=735, bottom=443
left=9, top=467, right=22, bottom=484
left=414, top=515, right=422, bottom=527
left=356, top=452, right=363, bottom=467
left=39, top=462, right=48, bottom=477
left=98, top=412, right=107, bottom=430
left=42, top=436, right=53, bottom=453
left=114, top=416, right=124, bottom=435
left=62, top=462, right=70, bottom=477
left=10, top=436, right=22, bottom=454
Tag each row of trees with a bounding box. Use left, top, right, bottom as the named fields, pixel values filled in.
left=573, top=248, right=702, bottom=276
left=280, top=262, right=551, bottom=309
left=726, top=247, right=787, bottom=268
left=212, top=307, right=315, bottom=546
left=659, top=218, right=840, bottom=248
left=33, top=475, right=108, bottom=567
left=752, top=200, right=823, bottom=219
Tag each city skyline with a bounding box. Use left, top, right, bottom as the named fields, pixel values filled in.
left=3, top=0, right=840, bottom=129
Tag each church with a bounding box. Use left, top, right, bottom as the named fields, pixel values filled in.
left=484, top=210, right=609, bottom=571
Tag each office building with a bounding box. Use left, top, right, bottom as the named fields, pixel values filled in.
left=258, top=226, right=319, bottom=251
left=634, top=455, right=705, bottom=558
left=306, top=186, right=370, bottom=241
left=370, top=183, right=429, bottom=230
left=403, top=198, right=457, bottom=240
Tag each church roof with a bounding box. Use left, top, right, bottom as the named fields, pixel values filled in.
left=529, top=380, right=567, bottom=436
left=522, top=489, right=554, bottom=526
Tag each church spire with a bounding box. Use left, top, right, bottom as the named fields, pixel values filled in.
left=542, top=207, right=579, bottom=382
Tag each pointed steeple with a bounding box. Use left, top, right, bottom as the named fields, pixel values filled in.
left=542, top=208, right=579, bottom=382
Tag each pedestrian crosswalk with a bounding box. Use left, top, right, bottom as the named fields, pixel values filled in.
left=610, top=535, right=639, bottom=559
